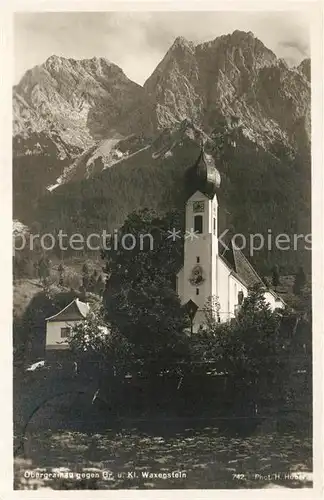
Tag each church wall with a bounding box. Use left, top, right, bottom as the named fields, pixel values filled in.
left=176, top=267, right=184, bottom=302
left=228, top=273, right=248, bottom=318
left=263, top=290, right=285, bottom=311
left=216, top=258, right=247, bottom=321
left=216, top=256, right=230, bottom=321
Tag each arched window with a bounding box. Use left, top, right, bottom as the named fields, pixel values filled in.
left=194, top=215, right=203, bottom=234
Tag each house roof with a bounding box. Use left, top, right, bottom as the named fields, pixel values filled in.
left=46, top=298, right=90, bottom=322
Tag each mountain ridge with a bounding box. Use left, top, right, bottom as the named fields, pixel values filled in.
left=13, top=30, right=311, bottom=273
left=14, top=30, right=310, bottom=156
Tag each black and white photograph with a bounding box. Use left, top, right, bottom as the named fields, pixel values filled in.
left=9, top=3, right=322, bottom=492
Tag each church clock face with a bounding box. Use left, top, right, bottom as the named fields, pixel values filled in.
left=189, top=264, right=205, bottom=286
left=193, top=201, right=205, bottom=213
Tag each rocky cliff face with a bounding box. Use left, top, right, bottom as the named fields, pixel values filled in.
left=143, top=31, right=310, bottom=149
left=297, top=58, right=311, bottom=81
left=13, top=31, right=311, bottom=160
left=13, top=56, right=143, bottom=157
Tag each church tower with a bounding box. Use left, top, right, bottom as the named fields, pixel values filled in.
left=176, top=144, right=221, bottom=330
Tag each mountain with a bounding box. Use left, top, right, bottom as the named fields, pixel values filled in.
left=13, top=55, right=143, bottom=155
left=143, top=31, right=310, bottom=149
left=13, top=55, right=144, bottom=215
left=30, top=118, right=310, bottom=273
left=12, top=31, right=311, bottom=272
left=13, top=31, right=310, bottom=160
left=297, top=58, right=311, bottom=81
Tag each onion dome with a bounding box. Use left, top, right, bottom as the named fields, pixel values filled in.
left=185, top=143, right=221, bottom=199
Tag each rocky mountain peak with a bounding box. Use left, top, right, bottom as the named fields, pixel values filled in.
left=45, top=54, right=60, bottom=64
left=298, top=58, right=311, bottom=81
left=229, top=29, right=255, bottom=41
left=13, top=30, right=310, bottom=168
left=13, top=53, right=143, bottom=155
left=42, top=54, right=124, bottom=80
left=201, top=30, right=277, bottom=71
left=142, top=30, right=310, bottom=148
left=13, top=30, right=311, bottom=257
left=171, top=36, right=195, bottom=51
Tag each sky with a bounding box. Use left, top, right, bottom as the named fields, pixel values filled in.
left=14, top=11, right=310, bottom=85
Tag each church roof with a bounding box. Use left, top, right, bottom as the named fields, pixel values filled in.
left=46, top=298, right=90, bottom=322
left=185, top=144, right=221, bottom=199
left=219, top=239, right=265, bottom=288
left=219, top=240, right=285, bottom=304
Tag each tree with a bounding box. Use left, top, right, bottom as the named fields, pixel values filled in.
left=82, top=263, right=89, bottom=274
left=201, top=285, right=289, bottom=415
left=202, top=295, right=221, bottom=330
left=69, top=308, right=110, bottom=362
left=102, top=208, right=184, bottom=292
left=102, top=208, right=189, bottom=373
left=211, top=113, right=242, bottom=162
left=105, top=275, right=189, bottom=370
left=81, top=263, right=90, bottom=291
left=96, top=274, right=105, bottom=296
left=68, top=307, right=139, bottom=409
left=293, top=267, right=307, bottom=296
left=36, top=256, right=51, bottom=285
left=58, top=262, right=65, bottom=286
left=272, top=265, right=280, bottom=287
left=88, top=270, right=98, bottom=293
left=262, top=274, right=270, bottom=287
left=13, top=254, right=35, bottom=280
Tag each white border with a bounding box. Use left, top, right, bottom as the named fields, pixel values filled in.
left=1, top=1, right=323, bottom=498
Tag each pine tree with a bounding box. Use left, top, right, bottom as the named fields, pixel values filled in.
left=37, top=256, right=50, bottom=285
left=82, top=263, right=89, bottom=291
left=96, top=275, right=105, bottom=296
left=88, top=270, right=98, bottom=293
left=272, top=265, right=280, bottom=287
left=293, top=267, right=306, bottom=296
left=58, top=262, right=65, bottom=287
left=262, top=275, right=270, bottom=287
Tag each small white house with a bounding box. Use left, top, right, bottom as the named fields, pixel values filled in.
left=45, top=298, right=90, bottom=351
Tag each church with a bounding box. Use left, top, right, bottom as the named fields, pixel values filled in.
left=176, top=146, right=285, bottom=331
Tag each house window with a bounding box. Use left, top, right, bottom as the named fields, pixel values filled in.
left=194, top=215, right=203, bottom=234
left=196, top=288, right=199, bottom=295
left=61, top=327, right=71, bottom=338
left=238, top=291, right=244, bottom=305
left=213, top=217, right=216, bottom=235
left=196, top=257, right=200, bottom=263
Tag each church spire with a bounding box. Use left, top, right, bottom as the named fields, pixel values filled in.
left=185, top=141, right=221, bottom=199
